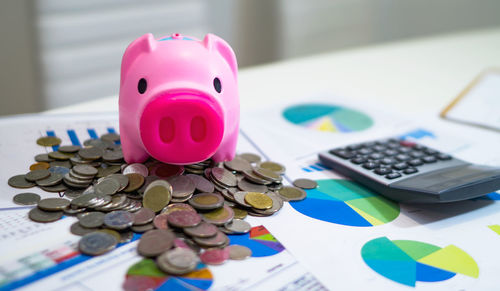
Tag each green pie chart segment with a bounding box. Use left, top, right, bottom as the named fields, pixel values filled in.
left=282, top=104, right=374, bottom=133
left=361, top=237, right=479, bottom=287
left=291, top=179, right=400, bottom=227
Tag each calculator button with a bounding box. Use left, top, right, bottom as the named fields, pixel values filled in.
left=403, top=168, right=418, bottom=175
left=423, top=156, right=437, bottom=163
left=346, top=144, right=363, bottom=151
left=350, top=157, right=367, bottom=164
left=408, top=159, right=424, bottom=166
left=395, top=154, right=411, bottom=161
left=369, top=153, right=385, bottom=160
left=375, top=167, right=393, bottom=175
left=410, top=151, right=425, bottom=158
left=398, top=147, right=413, bottom=154
left=362, top=142, right=377, bottom=148
left=384, top=149, right=399, bottom=156
left=424, top=148, right=439, bottom=155
left=359, top=148, right=374, bottom=155
left=386, top=143, right=400, bottom=149
left=362, top=162, right=379, bottom=170
left=386, top=172, right=402, bottom=179
left=381, top=158, right=397, bottom=165
left=373, top=145, right=387, bottom=152
left=329, top=149, right=355, bottom=159
left=413, top=144, right=426, bottom=151
left=437, top=153, right=452, bottom=160
left=392, top=162, right=408, bottom=170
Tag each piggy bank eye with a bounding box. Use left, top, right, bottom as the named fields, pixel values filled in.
left=138, top=78, right=147, bottom=94
left=213, top=77, right=222, bottom=93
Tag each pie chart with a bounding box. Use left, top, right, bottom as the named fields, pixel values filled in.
left=228, top=225, right=285, bottom=257
left=290, top=179, right=400, bottom=227
left=124, top=259, right=213, bottom=290
left=282, top=103, right=373, bottom=133
left=361, top=237, right=479, bottom=287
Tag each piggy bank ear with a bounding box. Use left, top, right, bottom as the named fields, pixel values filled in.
left=120, top=33, right=157, bottom=86
left=203, top=34, right=238, bottom=79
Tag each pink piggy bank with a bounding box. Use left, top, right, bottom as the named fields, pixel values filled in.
left=119, top=33, right=239, bottom=165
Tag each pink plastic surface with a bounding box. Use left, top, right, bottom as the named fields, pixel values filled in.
left=118, top=33, right=239, bottom=165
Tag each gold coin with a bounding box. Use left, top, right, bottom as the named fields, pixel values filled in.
left=48, top=151, right=73, bottom=160
left=37, top=136, right=62, bottom=147
left=201, top=205, right=234, bottom=225
left=143, top=180, right=172, bottom=213
left=124, top=173, right=145, bottom=192
left=29, top=162, right=50, bottom=170
left=244, top=192, right=273, bottom=210
left=231, top=207, right=248, bottom=219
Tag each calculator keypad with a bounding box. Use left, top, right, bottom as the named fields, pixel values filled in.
left=328, top=138, right=451, bottom=180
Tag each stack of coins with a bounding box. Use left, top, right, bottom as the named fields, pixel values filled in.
left=8, top=133, right=317, bottom=276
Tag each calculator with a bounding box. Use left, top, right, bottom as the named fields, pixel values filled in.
left=318, top=138, right=500, bottom=203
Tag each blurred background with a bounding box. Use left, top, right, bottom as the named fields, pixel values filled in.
left=1, top=0, right=500, bottom=116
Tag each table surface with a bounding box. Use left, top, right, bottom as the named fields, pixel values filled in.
left=47, top=27, right=500, bottom=116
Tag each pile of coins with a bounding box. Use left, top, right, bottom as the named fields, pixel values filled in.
left=9, top=133, right=316, bottom=276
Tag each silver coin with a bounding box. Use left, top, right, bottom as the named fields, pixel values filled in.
left=70, top=222, right=98, bottom=236
left=233, top=191, right=253, bottom=208
left=293, top=178, right=318, bottom=189
left=137, top=229, right=175, bottom=257
left=224, top=157, right=253, bottom=172
left=35, top=153, right=55, bottom=163
left=103, top=210, right=134, bottom=230
left=64, top=188, right=85, bottom=199
left=237, top=179, right=268, bottom=192
left=87, top=194, right=112, bottom=208
left=224, top=219, right=251, bottom=234
left=95, top=178, right=120, bottom=195
left=253, top=167, right=282, bottom=183
left=157, top=249, right=197, bottom=275
left=131, top=223, right=155, bottom=233
left=64, top=206, right=86, bottom=215
left=71, top=193, right=101, bottom=208
left=107, top=174, right=130, bottom=192
left=122, top=163, right=149, bottom=177
left=36, top=173, right=63, bottom=187
left=185, top=174, right=215, bottom=193
left=132, top=207, right=155, bottom=225
left=58, top=145, right=81, bottom=153
left=183, top=222, right=218, bottom=238
left=165, top=248, right=198, bottom=270
left=13, top=193, right=40, bottom=205
left=228, top=245, right=252, bottom=260
left=50, top=160, right=72, bottom=169
left=102, top=150, right=124, bottom=162
left=192, top=231, right=229, bottom=248
left=40, top=183, right=68, bottom=193
left=79, top=211, right=105, bottom=228
left=118, top=231, right=134, bottom=243
left=277, top=186, right=307, bottom=201
left=167, top=210, right=201, bottom=228
left=37, top=198, right=71, bottom=211
left=29, top=207, right=63, bottom=223
left=100, top=133, right=121, bottom=142
left=210, top=167, right=237, bottom=187
left=8, top=175, right=36, bottom=189
left=78, top=147, right=104, bottom=160
left=73, top=164, right=98, bottom=177
left=166, top=176, right=196, bottom=198
left=242, top=170, right=271, bottom=185
left=238, top=153, right=261, bottom=164
left=25, top=169, right=51, bottom=182
left=96, top=194, right=128, bottom=211
left=79, top=232, right=117, bottom=256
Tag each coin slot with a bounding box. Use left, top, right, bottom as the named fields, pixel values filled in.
left=159, top=117, right=175, bottom=143
left=190, top=116, right=206, bottom=143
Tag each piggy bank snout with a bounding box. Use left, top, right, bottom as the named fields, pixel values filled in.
left=139, top=93, right=224, bottom=164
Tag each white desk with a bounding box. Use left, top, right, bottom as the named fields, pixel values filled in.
left=48, top=27, right=500, bottom=115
